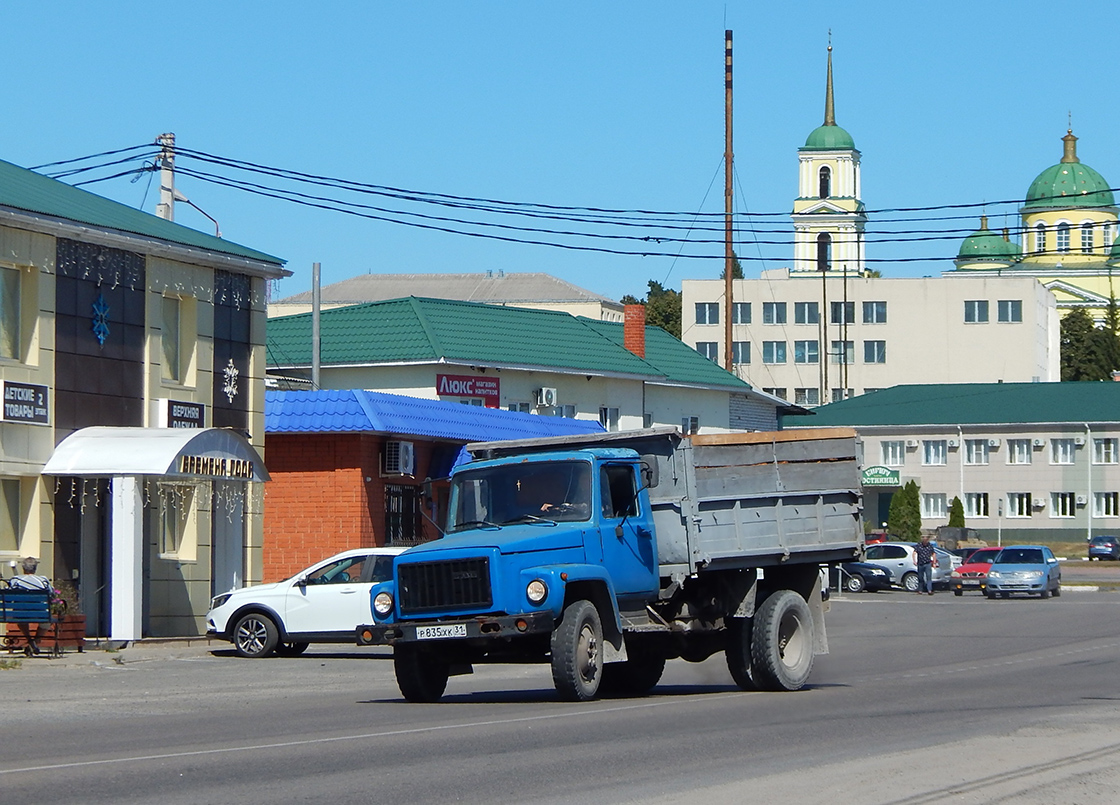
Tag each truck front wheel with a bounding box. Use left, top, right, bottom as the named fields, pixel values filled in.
left=551, top=600, right=603, bottom=701
left=751, top=590, right=814, bottom=691
left=394, top=645, right=450, bottom=703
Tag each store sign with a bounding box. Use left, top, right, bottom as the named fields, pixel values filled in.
left=435, top=373, right=500, bottom=408
left=166, top=400, right=205, bottom=429
left=178, top=455, right=255, bottom=479
left=862, top=465, right=900, bottom=487
left=2, top=381, right=49, bottom=425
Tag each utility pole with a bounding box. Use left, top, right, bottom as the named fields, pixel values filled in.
left=155, top=133, right=176, bottom=221
left=723, top=30, right=735, bottom=371
left=312, top=262, right=322, bottom=390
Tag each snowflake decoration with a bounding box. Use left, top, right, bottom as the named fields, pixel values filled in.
left=222, top=358, right=239, bottom=403
left=92, top=293, right=110, bottom=346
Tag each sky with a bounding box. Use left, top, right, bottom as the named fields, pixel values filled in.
left=1, top=2, right=1117, bottom=304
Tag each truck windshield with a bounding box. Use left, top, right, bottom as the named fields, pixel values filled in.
left=448, top=460, right=592, bottom=532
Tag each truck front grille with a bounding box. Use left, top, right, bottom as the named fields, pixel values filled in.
left=398, top=558, right=493, bottom=615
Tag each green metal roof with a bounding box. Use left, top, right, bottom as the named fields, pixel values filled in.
left=1023, top=132, right=1113, bottom=210
left=802, top=124, right=856, bottom=151
left=0, top=157, right=284, bottom=267
left=786, top=383, right=1120, bottom=427
left=956, top=219, right=1022, bottom=262
left=267, top=296, right=751, bottom=390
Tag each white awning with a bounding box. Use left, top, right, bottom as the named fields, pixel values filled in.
left=42, top=427, right=270, bottom=482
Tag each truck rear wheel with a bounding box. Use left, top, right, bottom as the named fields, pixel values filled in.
left=724, top=617, right=756, bottom=691
left=751, top=590, right=814, bottom=691
left=551, top=600, right=603, bottom=701
left=394, top=645, right=450, bottom=703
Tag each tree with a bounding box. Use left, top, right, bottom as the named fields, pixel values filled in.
left=620, top=280, right=681, bottom=339
left=887, top=480, right=922, bottom=541
left=948, top=496, right=965, bottom=528
left=1060, top=308, right=1111, bottom=381
left=719, top=255, right=744, bottom=280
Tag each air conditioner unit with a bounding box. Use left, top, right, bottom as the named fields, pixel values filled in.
left=1076, top=494, right=1089, bottom=505
left=384, top=440, right=415, bottom=475
left=1031, top=498, right=1046, bottom=509
left=905, top=439, right=919, bottom=448
left=947, top=439, right=959, bottom=448
left=1032, top=438, right=1045, bottom=448
left=1074, top=436, right=1086, bottom=446
left=987, top=438, right=1001, bottom=448
left=535, top=387, right=558, bottom=407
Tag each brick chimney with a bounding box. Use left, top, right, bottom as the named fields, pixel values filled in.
left=624, top=304, right=646, bottom=358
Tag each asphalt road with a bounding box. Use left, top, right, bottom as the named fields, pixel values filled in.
left=3, top=590, right=1120, bottom=804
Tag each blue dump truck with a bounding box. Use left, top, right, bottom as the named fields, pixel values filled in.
left=357, top=426, right=863, bottom=702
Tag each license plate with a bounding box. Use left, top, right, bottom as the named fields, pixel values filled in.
left=416, top=623, right=467, bottom=640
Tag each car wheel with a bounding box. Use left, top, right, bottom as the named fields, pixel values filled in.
left=953, top=589, right=963, bottom=597
left=902, top=572, right=919, bottom=593
left=1040, top=588, right=1050, bottom=599
left=276, top=641, right=309, bottom=657
left=750, top=590, right=814, bottom=692
left=845, top=574, right=866, bottom=594
left=233, top=613, right=279, bottom=658
left=986, top=591, right=997, bottom=600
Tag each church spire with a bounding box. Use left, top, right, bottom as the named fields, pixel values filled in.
left=1061, top=128, right=1079, bottom=164
left=824, top=38, right=835, bottom=126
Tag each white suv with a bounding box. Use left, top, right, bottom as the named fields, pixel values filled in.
left=207, top=547, right=405, bottom=657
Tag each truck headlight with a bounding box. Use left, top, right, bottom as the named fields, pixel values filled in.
left=373, top=591, right=394, bottom=616
left=526, top=579, right=548, bottom=605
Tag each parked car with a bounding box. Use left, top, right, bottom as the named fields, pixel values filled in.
left=829, top=561, right=893, bottom=593
left=985, top=545, right=1061, bottom=599
left=1088, top=535, right=1120, bottom=561
left=206, top=547, right=406, bottom=657
left=949, top=547, right=1002, bottom=596
left=862, top=542, right=959, bottom=592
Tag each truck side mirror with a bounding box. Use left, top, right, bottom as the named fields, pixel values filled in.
left=639, top=457, right=658, bottom=489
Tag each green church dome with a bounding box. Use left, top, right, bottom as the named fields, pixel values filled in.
left=803, top=124, right=856, bottom=151
left=957, top=217, right=1021, bottom=263
left=1024, top=130, right=1114, bottom=209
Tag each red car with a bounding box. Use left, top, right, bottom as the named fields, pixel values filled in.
left=949, top=547, right=1002, bottom=596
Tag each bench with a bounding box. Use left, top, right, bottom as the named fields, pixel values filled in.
left=0, top=587, right=59, bottom=657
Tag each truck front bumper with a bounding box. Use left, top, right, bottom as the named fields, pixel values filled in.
left=357, top=611, right=555, bottom=646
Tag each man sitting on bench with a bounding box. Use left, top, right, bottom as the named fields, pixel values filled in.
left=9, top=557, right=53, bottom=654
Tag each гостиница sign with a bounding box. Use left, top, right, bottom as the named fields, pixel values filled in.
left=861, top=465, right=900, bottom=487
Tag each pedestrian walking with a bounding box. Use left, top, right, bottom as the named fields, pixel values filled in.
left=914, top=535, right=937, bottom=595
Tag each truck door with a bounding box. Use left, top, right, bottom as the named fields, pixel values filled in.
left=597, top=463, right=658, bottom=597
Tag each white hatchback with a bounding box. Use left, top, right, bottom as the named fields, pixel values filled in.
left=206, top=547, right=405, bottom=658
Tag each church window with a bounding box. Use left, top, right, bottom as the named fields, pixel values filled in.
left=816, top=233, right=832, bottom=271
left=1082, top=223, right=1094, bottom=254
left=1056, top=223, right=1070, bottom=253
left=1104, top=223, right=1115, bottom=252
left=818, top=166, right=831, bottom=199
left=1034, top=224, right=1046, bottom=254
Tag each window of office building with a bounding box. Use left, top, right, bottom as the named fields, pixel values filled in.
left=1008, top=439, right=1032, bottom=465
left=762, top=387, right=787, bottom=400
left=794, top=388, right=820, bottom=406
left=0, top=266, right=20, bottom=360
left=964, top=300, right=989, bottom=323
left=1008, top=492, right=1033, bottom=517
left=1093, top=438, right=1118, bottom=464
left=794, top=302, right=818, bottom=324
left=1094, top=492, right=1119, bottom=518
left=997, top=300, right=1022, bottom=323
left=732, top=341, right=750, bottom=364
left=696, top=342, right=719, bottom=361
left=762, top=341, right=787, bottom=364
left=863, top=340, right=886, bottom=363
left=964, top=439, right=989, bottom=465
left=1051, top=492, right=1076, bottom=518
left=695, top=302, right=719, bottom=325
left=599, top=407, right=619, bottom=432
left=922, top=493, right=947, bottom=519
left=830, top=340, right=854, bottom=364
left=830, top=301, right=855, bottom=324
left=762, top=302, right=787, bottom=324
left=831, top=388, right=853, bottom=403
left=862, top=301, right=887, bottom=324
left=1051, top=438, right=1076, bottom=465
left=965, top=492, right=989, bottom=518
left=923, top=440, right=947, bottom=466
left=881, top=441, right=905, bottom=467
left=731, top=302, right=750, bottom=324
left=794, top=340, right=818, bottom=364
left=681, top=416, right=699, bottom=435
